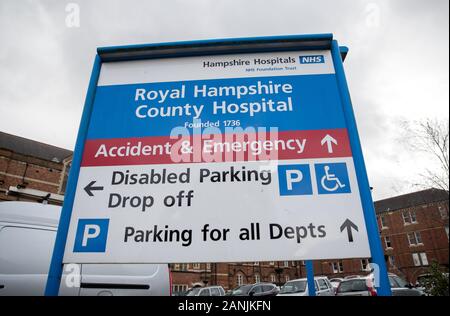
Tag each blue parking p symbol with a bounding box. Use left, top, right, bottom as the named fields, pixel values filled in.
left=74, top=219, right=109, bottom=252
left=278, top=164, right=313, bottom=196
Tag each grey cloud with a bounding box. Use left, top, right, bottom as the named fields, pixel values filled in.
left=0, top=0, right=448, bottom=199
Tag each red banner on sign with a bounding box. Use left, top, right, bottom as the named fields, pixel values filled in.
left=81, top=128, right=352, bottom=167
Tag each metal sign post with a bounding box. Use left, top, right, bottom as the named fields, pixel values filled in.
left=330, top=40, right=391, bottom=296
left=305, top=260, right=316, bottom=296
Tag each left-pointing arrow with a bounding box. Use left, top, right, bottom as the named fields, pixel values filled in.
left=84, top=181, right=104, bottom=197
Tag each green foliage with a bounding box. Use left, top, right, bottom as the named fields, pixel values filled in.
left=423, top=261, right=449, bottom=296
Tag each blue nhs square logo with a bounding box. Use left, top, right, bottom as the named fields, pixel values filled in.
left=73, top=219, right=109, bottom=252
left=299, top=55, right=325, bottom=64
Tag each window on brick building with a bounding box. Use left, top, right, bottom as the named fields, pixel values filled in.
left=173, top=284, right=188, bottom=295
left=283, top=261, right=289, bottom=267
left=360, top=259, right=370, bottom=271
left=181, top=263, right=188, bottom=271
left=388, top=255, right=395, bottom=266
left=237, top=274, right=244, bottom=286
left=411, top=210, right=417, bottom=222
left=253, top=262, right=259, bottom=266
left=380, top=215, right=388, bottom=229
left=331, top=261, right=343, bottom=273
left=192, top=263, right=200, bottom=269
left=412, top=252, right=429, bottom=266
left=412, top=253, right=420, bottom=266
left=285, top=275, right=290, bottom=283
left=445, top=225, right=449, bottom=240
left=402, top=210, right=417, bottom=225
left=206, top=263, right=211, bottom=270
left=420, top=253, right=429, bottom=266
left=384, top=236, right=392, bottom=249
left=292, top=261, right=296, bottom=267
left=439, top=206, right=448, bottom=219
left=269, top=261, right=275, bottom=266
left=174, top=264, right=180, bottom=270
left=402, top=211, right=409, bottom=224
left=255, top=274, right=260, bottom=283
left=270, top=274, right=276, bottom=283
left=407, top=232, right=423, bottom=246
left=331, top=262, right=338, bottom=273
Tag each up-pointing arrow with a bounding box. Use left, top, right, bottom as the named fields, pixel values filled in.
left=340, top=219, right=359, bottom=242
left=321, top=134, right=338, bottom=153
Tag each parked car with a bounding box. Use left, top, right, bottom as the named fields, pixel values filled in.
left=386, top=273, right=424, bottom=296
left=0, top=201, right=171, bottom=296
left=277, top=276, right=334, bottom=296
left=185, top=285, right=225, bottom=296
left=336, top=273, right=425, bottom=296
left=230, top=283, right=278, bottom=297
left=335, top=276, right=377, bottom=296
left=329, top=278, right=343, bottom=291
left=229, top=284, right=250, bottom=296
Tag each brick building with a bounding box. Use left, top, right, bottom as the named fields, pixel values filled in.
left=375, top=188, right=449, bottom=283
left=170, top=261, right=307, bottom=294
left=171, top=188, right=449, bottom=293
left=0, top=131, right=72, bottom=205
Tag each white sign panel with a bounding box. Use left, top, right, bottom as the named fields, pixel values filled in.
left=63, top=49, right=371, bottom=263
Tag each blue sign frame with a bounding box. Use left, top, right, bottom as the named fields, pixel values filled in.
left=45, top=33, right=391, bottom=296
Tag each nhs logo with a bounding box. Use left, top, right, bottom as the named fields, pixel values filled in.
left=299, top=55, right=325, bottom=64
left=73, top=218, right=109, bottom=252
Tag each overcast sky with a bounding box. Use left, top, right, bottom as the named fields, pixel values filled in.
left=0, top=0, right=448, bottom=200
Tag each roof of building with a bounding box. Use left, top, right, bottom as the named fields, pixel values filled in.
left=374, top=188, right=449, bottom=214
left=0, top=131, right=72, bottom=163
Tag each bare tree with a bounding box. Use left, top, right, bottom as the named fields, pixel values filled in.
left=401, top=119, right=449, bottom=192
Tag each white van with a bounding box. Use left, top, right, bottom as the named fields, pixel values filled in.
left=0, top=201, right=171, bottom=296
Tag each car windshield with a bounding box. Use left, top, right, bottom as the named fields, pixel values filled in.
left=231, top=285, right=252, bottom=295
left=280, top=280, right=307, bottom=294
left=186, top=287, right=202, bottom=296
left=393, top=276, right=408, bottom=288
left=338, top=280, right=368, bottom=293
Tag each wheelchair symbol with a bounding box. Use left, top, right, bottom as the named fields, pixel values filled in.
left=315, top=163, right=351, bottom=194
left=320, top=165, right=346, bottom=192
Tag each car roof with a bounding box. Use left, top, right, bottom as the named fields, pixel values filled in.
left=340, top=277, right=369, bottom=282
left=0, top=201, right=61, bottom=228
left=344, top=275, right=363, bottom=279
left=286, top=276, right=328, bottom=282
